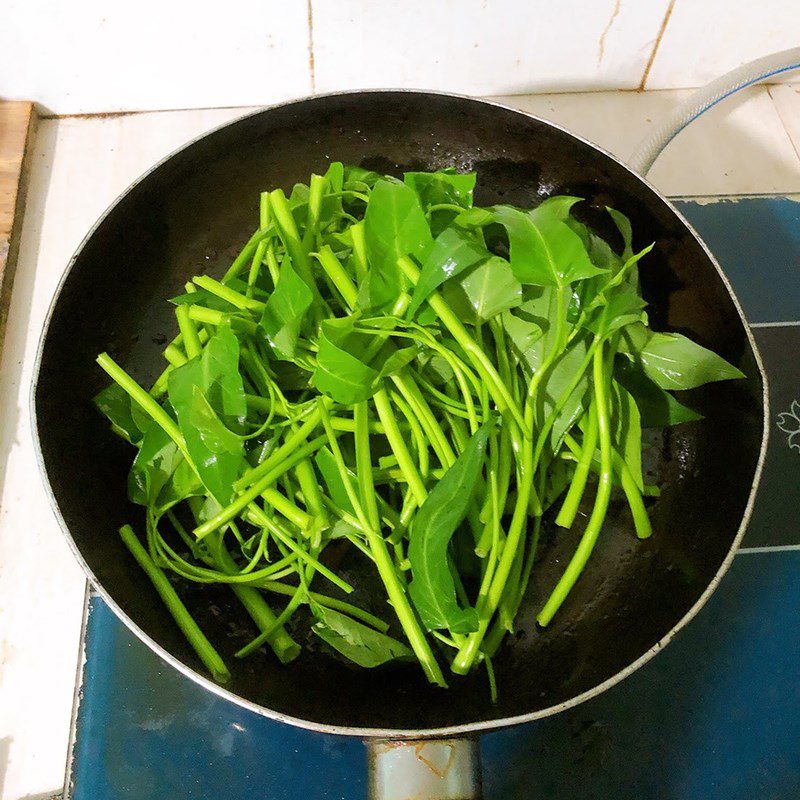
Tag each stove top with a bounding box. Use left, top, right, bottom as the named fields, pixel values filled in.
left=67, top=196, right=800, bottom=800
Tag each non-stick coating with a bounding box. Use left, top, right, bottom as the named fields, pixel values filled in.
left=34, top=92, right=764, bottom=734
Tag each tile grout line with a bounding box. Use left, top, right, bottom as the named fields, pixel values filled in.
left=306, top=0, right=316, bottom=94
left=768, top=85, right=800, bottom=165
left=62, top=581, right=91, bottom=800
left=737, top=545, right=800, bottom=554
left=638, top=0, right=676, bottom=92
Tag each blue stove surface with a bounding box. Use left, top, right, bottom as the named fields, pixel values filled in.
left=69, top=196, right=800, bottom=799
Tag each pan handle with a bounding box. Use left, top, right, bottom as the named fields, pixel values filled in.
left=366, top=738, right=482, bottom=799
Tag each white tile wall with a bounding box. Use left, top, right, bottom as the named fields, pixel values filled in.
left=0, top=0, right=311, bottom=115
left=311, top=0, right=671, bottom=95
left=2, top=0, right=800, bottom=114
left=646, top=0, right=800, bottom=89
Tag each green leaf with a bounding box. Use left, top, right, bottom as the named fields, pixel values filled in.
left=493, top=205, right=606, bottom=289
left=315, top=447, right=355, bottom=513
left=94, top=383, right=146, bottom=445
left=128, top=420, right=182, bottom=506
left=259, top=258, right=313, bottom=361
left=169, top=287, right=239, bottom=313
left=155, top=457, right=203, bottom=513
left=324, top=161, right=344, bottom=193
left=313, top=317, right=379, bottom=403
left=422, top=353, right=456, bottom=386
left=168, top=326, right=247, bottom=426
left=501, top=287, right=566, bottom=373
left=611, top=380, right=643, bottom=490
left=408, top=423, right=492, bottom=633
left=362, top=180, right=433, bottom=310
left=343, top=165, right=381, bottom=191
left=454, top=207, right=494, bottom=229
left=606, top=207, right=633, bottom=259
left=501, top=302, right=544, bottom=373
left=311, top=605, right=412, bottom=668
left=622, top=326, right=745, bottom=390
left=534, top=195, right=583, bottom=222
left=375, top=344, right=421, bottom=381
left=168, top=326, right=247, bottom=504
left=585, top=283, right=647, bottom=339
left=614, top=357, right=702, bottom=428
left=408, top=226, right=490, bottom=317
left=540, top=336, right=592, bottom=448
left=180, top=387, right=244, bottom=505
left=440, top=256, right=522, bottom=324
left=404, top=170, right=476, bottom=210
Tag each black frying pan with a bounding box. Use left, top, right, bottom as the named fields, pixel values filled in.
left=32, top=92, right=766, bottom=752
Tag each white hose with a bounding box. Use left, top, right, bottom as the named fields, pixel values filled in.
left=628, top=47, right=800, bottom=176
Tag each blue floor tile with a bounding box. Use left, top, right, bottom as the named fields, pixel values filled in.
left=675, top=198, right=800, bottom=324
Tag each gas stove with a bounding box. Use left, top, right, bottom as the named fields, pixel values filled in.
left=66, top=195, right=800, bottom=800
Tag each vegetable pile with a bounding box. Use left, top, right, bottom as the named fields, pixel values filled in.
left=95, top=165, right=743, bottom=693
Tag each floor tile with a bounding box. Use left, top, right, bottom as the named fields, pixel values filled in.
left=675, top=197, right=800, bottom=324
left=71, top=551, right=800, bottom=800
left=744, top=325, right=800, bottom=548
left=483, top=551, right=800, bottom=799
left=769, top=84, right=800, bottom=161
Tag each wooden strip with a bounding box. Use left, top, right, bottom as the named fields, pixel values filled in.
left=0, top=101, right=37, bottom=359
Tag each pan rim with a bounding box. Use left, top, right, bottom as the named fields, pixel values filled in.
left=30, top=87, right=770, bottom=739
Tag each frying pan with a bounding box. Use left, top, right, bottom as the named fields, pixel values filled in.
left=32, top=89, right=768, bottom=798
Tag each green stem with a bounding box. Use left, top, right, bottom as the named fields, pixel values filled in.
left=317, top=399, right=446, bottom=687
left=398, top=256, right=526, bottom=434
left=221, top=223, right=277, bottom=282
left=97, top=353, right=190, bottom=464
left=372, top=390, right=428, bottom=505
left=193, top=274, right=265, bottom=312
left=175, top=304, right=203, bottom=359
left=194, top=433, right=331, bottom=539
left=555, top=407, right=599, bottom=529
left=350, top=221, right=368, bottom=281
left=257, top=514, right=353, bottom=594
left=355, top=402, right=382, bottom=530
left=235, top=403, right=325, bottom=491
left=119, top=525, right=230, bottom=683
left=537, top=343, right=613, bottom=627
left=257, top=580, right=389, bottom=632
left=269, top=188, right=318, bottom=298
left=214, top=544, right=300, bottom=664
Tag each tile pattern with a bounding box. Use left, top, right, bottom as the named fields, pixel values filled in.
left=3, top=1, right=800, bottom=113
left=503, top=87, right=800, bottom=196
left=746, top=325, right=800, bottom=548
left=0, top=0, right=311, bottom=114
left=71, top=553, right=800, bottom=800
left=310, top=0, right=672, bottom=95
left=769, top=84, right=800, bottom=161
left=675, top=198, right=800, bottom=324
left=645, top=0, right=800, bottom=90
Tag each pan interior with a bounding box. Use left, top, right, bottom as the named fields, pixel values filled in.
left=34, top=92, right=764, bottom=733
